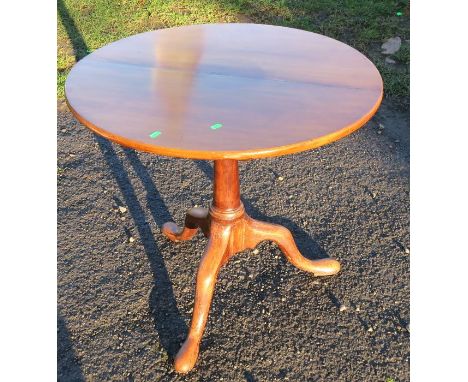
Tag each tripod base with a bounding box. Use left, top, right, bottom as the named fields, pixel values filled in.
left=162, top=201, right=340, bottom=373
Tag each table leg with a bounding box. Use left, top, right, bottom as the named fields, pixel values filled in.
left=162, top=159, right=341, bottom=373
left=173, top=222, right=231, bottom=373
left=162, top=207, right=210, bottom=241
left=244, top=216, right=341, bottom=276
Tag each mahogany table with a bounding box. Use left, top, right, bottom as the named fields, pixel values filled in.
left=65, top=23, right=383, bottom=373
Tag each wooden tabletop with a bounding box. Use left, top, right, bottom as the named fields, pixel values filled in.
left=65, top=23, right=383, bottom=160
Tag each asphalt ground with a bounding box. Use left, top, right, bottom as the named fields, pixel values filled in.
left=57, top=99, right=409, bottom=382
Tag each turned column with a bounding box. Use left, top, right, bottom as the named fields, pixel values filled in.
left=212, top=159, right=241, bottom=211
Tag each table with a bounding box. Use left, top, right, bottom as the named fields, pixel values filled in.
left=65, top=23, right=383, bottom=373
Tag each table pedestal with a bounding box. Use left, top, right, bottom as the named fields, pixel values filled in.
left=162, top=159, right=341, bottom=373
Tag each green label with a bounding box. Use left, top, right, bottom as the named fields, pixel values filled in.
left=149, top=131, right=162, bottom=139
left=210, top=123, right=223, bottom=130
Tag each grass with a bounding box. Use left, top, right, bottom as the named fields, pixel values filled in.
left=58, top=0, right=409, bottom=106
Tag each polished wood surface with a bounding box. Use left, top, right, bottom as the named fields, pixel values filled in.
left=65, top=23, right=383, bottom=160
left=162, top=160, right=340, bottom=373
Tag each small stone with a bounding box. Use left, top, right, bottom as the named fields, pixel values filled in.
left=118, top=206, right=127, bottom=213
left=281, top=297, right=286, bottom=302
left=121, top=217, right=126, bottom=221
left=405, top=247, right=410, bottom=254
left=385, top=57, right=396, bottom=64
left=368, top=327, right=374, bottom=332
left=61, top=129, right=67, bottom=132
left=129, top=237, right=135, bottom=243
left=371, top=192, right=377, bottom=199
left=252, top=248, right=259, bottom=255
left=339, top=305, right=347, bottom=312
left=381, top=37, right=401, bottom=55
left=278, top=176, right=284, bottom=181
left=406, top=324, right=410, bottom=332
left=69, top=153, right=76, bottom=158
left=379, top=123, right=385, bottom=130
left=356, top=307, right=360, bottom=312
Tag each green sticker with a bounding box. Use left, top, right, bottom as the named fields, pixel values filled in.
left=210, top=123, right=223, bottom=130
left=149, top=131, right=162, bottom=139
left=396, top=11, right=402, bottom=16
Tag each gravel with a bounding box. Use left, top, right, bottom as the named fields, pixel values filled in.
left=58, top=98, right=409, bottom=381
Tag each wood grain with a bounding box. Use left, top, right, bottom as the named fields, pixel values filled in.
left=65, top=23, right=383, bottom=160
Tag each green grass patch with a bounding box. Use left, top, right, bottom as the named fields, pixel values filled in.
left=394, top=42, right=410, bottom=65
left=58, top=0, right=409, bottom=105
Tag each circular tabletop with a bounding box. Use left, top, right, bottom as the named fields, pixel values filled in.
left=65, top=23, right=383, bottom=160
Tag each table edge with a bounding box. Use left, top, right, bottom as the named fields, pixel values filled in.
left=65, top=88, right=383, bottom=160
